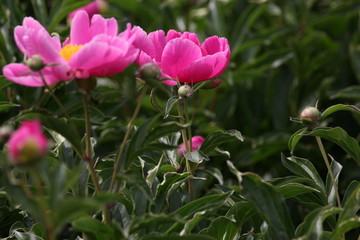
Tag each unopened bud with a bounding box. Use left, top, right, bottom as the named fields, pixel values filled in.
left=178, top=85, right=193, bottom=98
left=76, top=77, right=97, bottom=94
left=300, top=106, right=321, bottom=125
left=202, top=79, right=222, bottom=89
left=138, top=63, right=161, bottom=81
left=25, top=55, right=45, bottom=72
left=0, top=125, right=13, bottom=142
left=7, top=120, right=48, bottom=166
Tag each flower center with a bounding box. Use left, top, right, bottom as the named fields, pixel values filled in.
left=59, top=44, right=83, bottom=62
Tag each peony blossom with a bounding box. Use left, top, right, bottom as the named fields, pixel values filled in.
left=178, top=136, right=205, bottom=156
left=2, top=10, right=138, bottom=87
left=68, top=0, right=106, bottom=20
left=121, top=26, right=230, bottom=86
left=7, top=120, right=48, bottom=165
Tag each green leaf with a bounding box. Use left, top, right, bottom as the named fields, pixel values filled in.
left=349, top=43, right=360, bottom=83
left=200, top=130, right=244, bottom=155
left=295, top=206, right=342, bottom=239
left=0, top=76, right=12, bottom=89
left=49, top=163, right=66, bottom=208
left=14, top=230, right=44, bottom=240
left=325, top=160, right=342, bottom=206
left=184, top=150, right=209, bottom=164
left=166, top=192, right=233, bottom=234
left=330, top=85, right=360, bottom=100
left=72, top=216, right=115, bottom=240
left=144, top=121, right=187, bottom=143
left=0, top=102, right=19, bottom=112
left=307, top=127, right=360, bottom=165
left=330, top=217, right=360, bottom=240
left=321, top=104, right=360, bottom=119
left=338, top=183, right=360, bottom=223
left=241, top=173, right=295, bottom=240
left=156, top=172, right=192, bottom=203
left=164, top=96, right=179, bottom=119
left=226, top=201, right=256, bottom=228
left=200, top=216, right=238, bottom=240
left=288, top=127, right=307, bottom=154
left=142, top=235, right=217, bottom=240
left=130, top=214, right=183, bottom=235
left=281, top=154, right=327, bottom=201
left=276, top=183, right=319, bottom=199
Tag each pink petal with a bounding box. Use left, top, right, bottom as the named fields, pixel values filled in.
left=70, top=10, right=91, bottom=45
left=162, top=79, right=177, bottom=86
left=68, top=1, right=102, bottom=20
left=119, top=24, right=155, bottom=64
left=201, top=36, right=229, bottom=55
left=178, top=136, right=205, bottom=156
left=2, top=64, right=64, bottom=87
left=89, top=14, right=118, bottom=38
left=161, top=38, right=202, bottom=80
left=166, top=30, right=200, bottom=46
left=148, top=30, right=166, bottom=62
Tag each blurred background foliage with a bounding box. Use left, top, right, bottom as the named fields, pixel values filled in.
left=0, top=0, right=359, bottom=239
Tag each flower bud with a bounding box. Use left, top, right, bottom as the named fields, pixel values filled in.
left=0, top=125, right=13, bottom=142
left=300, top=106, right=321, bottom=125
left=202, top=79, right=222, bottom=90
left=76, top=77, right=97, bottom=94
left=7, top=120, right=48, bottom=166
left=138, top=63, right=161, bottom=81
left=178, top=85, right=193, bottom=98
left=25, top=55, right=45, bottom=72
left=178, top=136, right=205, bottom=156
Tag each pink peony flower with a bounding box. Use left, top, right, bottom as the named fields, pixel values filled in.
left=178, top=136, right=205, bottom=156
left=121, top=26, right=230, bottom=86
left=2, top=10, right=138, bottom=87
left=68, top=0, right=106, bottom=20
left=7, top=120, right=48, bottom=165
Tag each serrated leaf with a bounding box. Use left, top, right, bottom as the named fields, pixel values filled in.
left=321, top=104, right=360, bottom=119
left=307, top=127, right=360, bottom=165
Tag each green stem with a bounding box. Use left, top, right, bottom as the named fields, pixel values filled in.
left=110, top=84, right=148, bottom=193
left=315, top=136, right=341, bottom=208
left=82, top=95, right=102, bottom=194
left=177, top=99, right=194, bottom=201
left=28, top=168, right=56, bottom=240
left=38, top=71, right=70, bottom=118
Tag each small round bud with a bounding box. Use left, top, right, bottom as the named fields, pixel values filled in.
left=178, top=85, right=193, bottom=98
left=138, top=63, right=161, bottom=81
left=76, top=77, right=97, bottom=94
left=300, top=106, right=321, bottom=125
left=25, top=55, right=45, bottom=72
left=202, top=79, right=222, bottom=90
left=7, top=120, right=48, bottom=166
left=0, top=125, right=13, bottom=142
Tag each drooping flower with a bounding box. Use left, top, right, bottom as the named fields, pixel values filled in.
left=68, top=0, right=106, bottom=20
left=121, top=26, right=230, bottom=86
left=7, top=120, right=48, bottom=165
left=2, top=10, right=138, bottom=87
left=178, top=136, right=205, bottom=156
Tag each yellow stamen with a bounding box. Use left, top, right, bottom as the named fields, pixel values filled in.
left=59, top=44, right=83, bottom=62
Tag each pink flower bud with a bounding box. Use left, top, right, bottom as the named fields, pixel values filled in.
left=300, top=106, right=321, bottom=124
left=178, top=136, right=205, bottom=156
left=7, top=120, right=48, bottom=165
